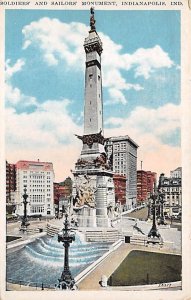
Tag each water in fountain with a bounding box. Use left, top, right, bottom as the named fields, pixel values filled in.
left=6, top=232, right=111, bottom=287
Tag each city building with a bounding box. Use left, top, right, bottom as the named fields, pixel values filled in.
left=15, top=160, right=55, bottom=217
left=137, top=170, right=148, bottom=203
left=158, top=173, right=182, bottom=216
left=113, top=175, right=126, bottom=206
left=170, top=167, right=182, bottom=178
left=6, top=161, right=16, bottom=204
left=54, top=182, right=71, bottom=215
left=147, top=171, right=157, bottom=196
left=137, top=170, right=157, bottom=203
left=105, top=136, right=138, bottom=209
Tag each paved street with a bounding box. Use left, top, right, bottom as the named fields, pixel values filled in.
left=7, top=220, right=47, bottom=236
left=126, top=207, right=148, bottom=220
left=6, top=212, right=181, bottom=291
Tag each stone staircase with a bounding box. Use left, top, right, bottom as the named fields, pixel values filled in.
left=128, top=234, right=148, bottom=246
left=26, top=227, right=44, bottom=234
left=85, top=229, right=122, bottom=243
left=46, top=223, right=60, bottom=236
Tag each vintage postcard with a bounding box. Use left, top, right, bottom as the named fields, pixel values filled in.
left=0, top=1, right=191, bottom=300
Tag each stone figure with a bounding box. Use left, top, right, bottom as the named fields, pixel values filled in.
left=74, top=174, right=96, bottom=208
left=90, top=7, right=96, bottom=31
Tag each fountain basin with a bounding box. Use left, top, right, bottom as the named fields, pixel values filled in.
left=6, top=233, right=111, bottom=288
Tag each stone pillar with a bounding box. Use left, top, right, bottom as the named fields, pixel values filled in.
left=96, top=175, right=110, bottom=227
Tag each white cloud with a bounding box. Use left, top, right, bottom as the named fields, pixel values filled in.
left=108, top=88, right=127, bottom=105
left=105, top=103, right=180, bottom=175
left=5, top=59, right=38, bottom=107
left=6, top=100, right=180, bottom=181
left=6, top=99, right=81, bottom=148
left=5, top=19, right=178, bottom=180
left=5, top=82, right=37, bottom=107
left=22, top=18, right=174, bottom=106
left=5, top=58, right=25, bottom=80
left=106, top=103, right=180, bottom=139
left=123, top=45, right=174, bottom=79
left=22, top=18, right=86, bottom=68
left=5, top=99, right=82, bottom=181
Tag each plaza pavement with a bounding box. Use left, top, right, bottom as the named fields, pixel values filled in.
left=6, top=212, right=181, bottom=291
left=6, top=241, right=180, bottom=291
left=77, top=242, right=180, bottom=290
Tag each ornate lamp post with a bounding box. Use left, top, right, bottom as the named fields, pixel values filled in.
left=147, top=195, right=152, bottom=220
left=57, top=214, right=76, bottom=290
left=147, top=193, right=162, bottom=244
left=20, top=185, right=30, bottom=232
left=157, top=190, right=166, bottom=225
left=55, top=192, right=60, bottom=219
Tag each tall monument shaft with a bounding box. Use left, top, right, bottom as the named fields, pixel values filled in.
left=84, top=32, right=103, bottom=136
left=75, top=8, right=105, bottom=158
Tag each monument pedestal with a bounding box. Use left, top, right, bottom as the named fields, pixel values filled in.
left=96, top=174, right=110, bottom=227
left=73, top=206, right=96, bottom=227
left=72, top=169, right=115, bottom=228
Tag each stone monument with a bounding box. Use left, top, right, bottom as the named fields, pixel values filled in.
left=72, top=8, right=115, bottom=227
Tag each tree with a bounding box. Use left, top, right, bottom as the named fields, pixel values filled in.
left=60, top=177, right=73, bottom=194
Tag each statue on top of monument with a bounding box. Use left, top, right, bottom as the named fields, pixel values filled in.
left=90, top=7, right=96, bottom=31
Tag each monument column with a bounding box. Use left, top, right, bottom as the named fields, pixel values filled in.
left=76, top=8, right=105, bottom=158
left=72, top=9, right=115, bottom=228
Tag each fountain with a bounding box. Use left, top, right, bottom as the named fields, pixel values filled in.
left=6, top=232, right=111, bottom=288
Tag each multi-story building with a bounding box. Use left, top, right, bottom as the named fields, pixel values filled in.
left=105, top=135, right=138, bottom=209
left=15, top=160, right=55, bottom=217
left=54, top=183, right=71, bottom=215
left=158, top=173, right=182, bottom=216
left=137, top=170, right=148, bottom=202
left=137, top=170, right=157, bottom=203
left=6, top=161, right=16, bottom=204
left=113, top=175, right=126, bottom=205
left=147, top=171, right=157, bottom=197
left=170, top=167, right=182, bottom=179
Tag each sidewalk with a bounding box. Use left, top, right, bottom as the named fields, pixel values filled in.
left=77, top=243, right=179, bottom=290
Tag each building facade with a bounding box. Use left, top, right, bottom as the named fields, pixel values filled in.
left=6, top=161, right=16, bottom=204
left=137, top=170, right=157, bottom=203
left=147, top=171, right=157, bottom=196
left=54, top=183, right=71, bottom=215
left=113, top=175, right=126, bottom=206
left=158, top=173, right=182, bottom=216
left=105, top=136, right=138, bottom=209
left=15, top=160, right=55, bottom=217
left=137, top=170, right=148, bottom=202
left=170, top=167, right=182, bottom=179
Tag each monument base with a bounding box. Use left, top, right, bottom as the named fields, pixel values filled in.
left=73, top=206, right=96, bottom=227
left=72, top=168, right=115, bottom=228
left=147, top=236, right=163, bottom=245
left=96, top=216, right=110, bottom=227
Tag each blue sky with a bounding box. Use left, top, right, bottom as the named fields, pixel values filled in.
left=5, top=9, right=181, bottom=180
